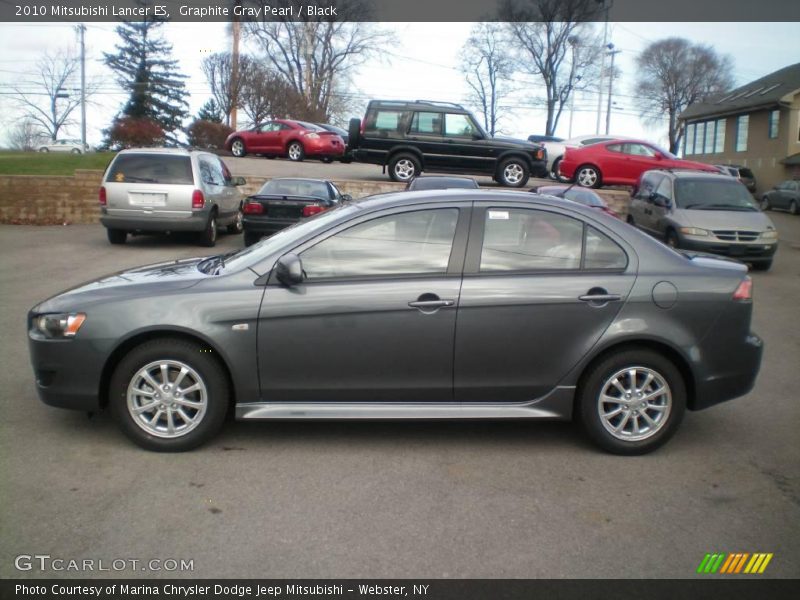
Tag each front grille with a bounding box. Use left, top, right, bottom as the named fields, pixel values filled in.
left=712, top=230, right=759, bottom=242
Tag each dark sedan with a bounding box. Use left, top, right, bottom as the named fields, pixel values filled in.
left=406, top=175, right=479, bottom=191
left=28, top=190, right=763, bottom=454
left=534, top=185, right=619, bottom=218
left=760, top=179, right=799, bottom=215
left=242, top=177, right=351, bottom=246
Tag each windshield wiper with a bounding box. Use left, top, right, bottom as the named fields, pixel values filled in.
left=198, top=252, right=236, bottom=275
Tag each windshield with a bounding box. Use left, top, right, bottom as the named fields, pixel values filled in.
left=296, top=121, right=326, bottom=132
left=220, top=203, right=362, bottom=274
left=675, top=179, right=757, bottom=210
left=257, top=179, right=330, bottom=199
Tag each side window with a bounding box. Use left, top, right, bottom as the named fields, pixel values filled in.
left=584, top=227, right=628, bottom=270
left=198, top=160, right=215, bottom=185
left=367, top=110, right=407, bottom=132
left=409, top=112, right=442, bottom=135
left=606, top=144, right=623, bottom=153
left=636, top=174, right=662, bottom=198
left=655, top=177, right=673, bottom=201
left=480, top=209, right=583, bottom=272
left=204, top=159, right=224, bottom=186
left=625, top=143, right=657, bottom=157
left=218, top=158, right=233, bottom=185
left=257, top=123, right=275, bottom=133
left=300, top=209, right=459, bottom=280
left=444, top=113, right=477, bottom=137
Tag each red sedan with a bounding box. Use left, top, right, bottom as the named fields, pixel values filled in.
left=559, top=139, right=717, bottom=188
left=225, top=119, right=345, bottom=162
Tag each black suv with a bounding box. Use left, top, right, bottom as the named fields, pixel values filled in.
left=348, top=100, right=547, bottom=187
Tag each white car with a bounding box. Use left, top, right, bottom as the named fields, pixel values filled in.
left=36, top=139, right=89, bottom=154
left=542, top=134, right=631, bottom=180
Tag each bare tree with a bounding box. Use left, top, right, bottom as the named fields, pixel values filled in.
left=501, top=0, right=603, bottom=136
left=238, top=61, right=300, bottom=125
left=10, top=49, right=89, bottom=141
left=201, top=52, right=254, bottom=126
left=459, top=23, right=514, bottom=136
left=244, top=0, right=393, bottom=122
left=7, top=117, right=45, bottom=150
left=635, top=37, right=734, bottom=154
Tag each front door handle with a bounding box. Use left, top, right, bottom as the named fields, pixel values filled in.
left=409, top=293, right=455, bottom=312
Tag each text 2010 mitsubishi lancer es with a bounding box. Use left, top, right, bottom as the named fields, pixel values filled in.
left=28, top=190, right=763, bottom=454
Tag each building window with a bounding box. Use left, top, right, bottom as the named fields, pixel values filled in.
left=704, top=120, right=715, bottom=154
left=735, top=115, right=749, bottom=152
left=715, top=119, right=726, bottom=153
left=768, top=110, right=779, bottom=139
left=696, top=122, right=706, bottom=154
left=685, top=123, right=696, bottom=155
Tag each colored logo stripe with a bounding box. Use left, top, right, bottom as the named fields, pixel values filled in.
left=698, top=553, right=773, bottom=574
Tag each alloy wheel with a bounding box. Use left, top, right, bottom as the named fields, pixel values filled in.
left=597, top=366, right=672, bottom=442
left=503, top=163, right=525, bottom=185
left=231, top=140, right=245, bottom=157
left=394, top=159, right=416, bottom=181
left=577, top=167, right=598, bottom=187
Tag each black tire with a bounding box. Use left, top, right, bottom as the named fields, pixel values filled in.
left=575, top=164, right=602, bottom=188
left=348, top=117, right=361, bottom=148
left=230, top=138, right=246, bottom=157
left=108, top=338, right=229, bottom=452
left=244, top=231, right=261, bottom=247
left=388, top=153, right=421, bottom=183
left=760, top=196, right=770, bottom=211
left=751, top=260, right=772, bottom=272
left=287, top=141, right=305, bottom=162
left=666, top=229, right=680, bottom=249
left=71, top=148, right=81, bottom=154
left=39, top=147, right=49, bottom=153
left=226, top=208, right=243, bottom=234
left=626, top=215, right=635, bottom=226
left=577, top=348, right=686, bottom=455
left=107, top=228, right=127, bottom=245
left=321, top=156, right=334, bottom=164
left=496, top=157, right=530, bottom=188
left=790, top=200, right=798, bottom=216
left=549, top=157, right=562, bottom=180
left=199, top=212, right=217, bottom=247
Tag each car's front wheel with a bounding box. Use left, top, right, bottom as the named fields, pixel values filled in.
left=790, top=200, right=798, bottom=216
left=760, top=196, right=771, bottom=211
left=388, top=153, right=420, bottom=183
left=497, top=157, right=530, bottom=188
left=575, top=164, right=602, bottom=188
left=199, top=213, right=217, bottom=247
left=109, top=338, right=229, bottom=451
left=577, top=349, right=686, bottom=455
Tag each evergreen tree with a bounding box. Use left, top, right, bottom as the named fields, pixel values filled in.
left=197, top=99, right=224, bottom=124
left=103, top=15, right=189, bottom=142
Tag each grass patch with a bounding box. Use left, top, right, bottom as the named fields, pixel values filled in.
left=0, top=151, right=116, bottom=176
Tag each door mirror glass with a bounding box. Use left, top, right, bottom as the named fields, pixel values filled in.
left=341, top=194, right=353, bottom=202
left=276, top=253, right=304, bottom=286
left=232, top=176, right=246, bottom=186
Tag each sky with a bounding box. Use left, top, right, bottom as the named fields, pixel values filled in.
left=0, top=21, right=798, bottom=149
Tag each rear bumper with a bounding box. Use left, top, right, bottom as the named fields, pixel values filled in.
left=304, top=139, right=345, bottom=157
left=100, top=212, right=207, bottom=232
left=692, top=333, right=763, bottom=410
left=243, top=216, right=299, bottom=235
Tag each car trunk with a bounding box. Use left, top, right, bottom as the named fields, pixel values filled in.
left=246, top=195, right=326, bottom=220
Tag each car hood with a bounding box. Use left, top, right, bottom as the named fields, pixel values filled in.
left=491, top=136, right=541, bottom=150
left=674, top=208, right=774, bottom=231
left=31, top=257, right=206, bottom=313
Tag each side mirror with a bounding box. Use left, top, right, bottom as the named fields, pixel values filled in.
left=275, top=253, right=305, bottom=286
left=232, top=176, right=246, bottom=186
left=655, top=154, right=664, bottom=160
left=341, top=194, right=353, bottom=202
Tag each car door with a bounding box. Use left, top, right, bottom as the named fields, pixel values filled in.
left=454, top=203, right=636, bottom=403
left=648, top=176, right=674, bottom=237
left=621, top=143, right=661, bottom=185
left=250, top=122, right=278, bottom=153
left=257, top=203, right=470, bottom=403
left=631, top=172, right=664, bottom=235
left=443, top=112, right=494, bottom=172
left=407, top=111, right=447, bottom=168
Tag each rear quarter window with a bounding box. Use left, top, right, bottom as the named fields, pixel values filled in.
left=106, top=155, right=194, bottom=185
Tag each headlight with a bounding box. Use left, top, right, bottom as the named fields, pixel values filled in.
left=34, top=313, right=86, bottom=338
left=305, top=132, right=320, bottom=139
left=760, top=230, right=778, bottom=240
left=679, top=227, right=710, bottom=237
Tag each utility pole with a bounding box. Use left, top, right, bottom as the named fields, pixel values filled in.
left=230, top=0, right=241, bottom=129
left=605, top=45, right=621, bottom=135
left=77, top=24, right=87, bottom=150
left=568, top=76, right=581, bottom=139
left=594, top=0, right=613, bottom=134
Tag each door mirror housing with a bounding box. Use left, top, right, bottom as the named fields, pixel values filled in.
left=652, top=194, right=671, bottom=208
left=472, top=133, right=484, bottom=141
left=275, top=253, right=305, bottom=286
left=231, top=176, right=246, bottom=186
left=341, top=194, right=353, bottom=202
left=654, top=153, right=664, bottom=160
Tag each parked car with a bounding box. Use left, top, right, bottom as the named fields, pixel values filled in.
left=628, top=169, right=778, bottom=270
left=528, top=134, right=564, bottom=144
left=348, top=99, right=547, bottom=187
left=29, top=189, right=762, bottom=455
left=534, top=185, right=619, bottom=218
left=316, top=123, right=353, bottom=163
left=242, top=177, right=350, bottom=246
left=541, top=134, right=630, bottom=180
left=99, top=148, right=245, bottom=247
left=559, top=140, right=719, bottom=188
left=37, top=139, right=89, bottom=154
left=406, top=175, right=479, bottom=191
left=225, top=119, right=345, bottom=162
left=713, top=164, right=757, bottom=194
left=760, top=179, right=800, bottom=215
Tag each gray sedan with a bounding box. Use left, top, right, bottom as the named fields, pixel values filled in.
left=28, top=190, right=762, bottom=455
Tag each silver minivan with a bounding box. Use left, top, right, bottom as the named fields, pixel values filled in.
left=628, top=169, right=778, bottom=271
left=100, top=148, right=245, bottom=247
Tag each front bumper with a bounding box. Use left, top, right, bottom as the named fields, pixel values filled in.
left=677, top=235, right=777, bottom=264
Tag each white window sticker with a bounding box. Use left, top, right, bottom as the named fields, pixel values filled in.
left=488, top=210, right=509, bottom=220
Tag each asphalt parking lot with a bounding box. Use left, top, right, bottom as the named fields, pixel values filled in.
left=0, top=211, right=798, bottom=579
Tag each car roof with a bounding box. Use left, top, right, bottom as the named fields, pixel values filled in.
left=644, top=169, right=730, bottom=180
left=117, top=147, right=195, bottom=156
left=366, top=99, right=468, bottom=113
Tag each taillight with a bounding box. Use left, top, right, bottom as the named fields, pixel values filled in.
left=360, top=118, right=365, bottom=134
left=243, top=202, right=263, bottom=215
left=732, top=276, right=753, bottom=301
left=99, top=186, right=107, bottom=206
left=302, top=204, right=325, bottom=217
left=192, top=189, right=205, bottom=209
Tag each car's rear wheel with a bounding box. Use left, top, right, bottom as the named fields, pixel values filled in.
left=226, top=208, right=243, bottom=234
left=575, top=164, right=601, bottom=188
left=760, top=196, right=770, bottom=211
left=790, top=200, right=798, bottom=215
left=497, top=157, right=530, bottom=188
left=71, top=148, right=81, bottom=154
left=107, top=228, right=127, bottom=245
left=388, top=153, right=421, bottom=182
left=549, top=157, right=563, bottom=180
left=666, top=229, right=679, bottom=249
left=230, top=138, right=246, bottom=157
left=348, top=118, right=361, bottom=148
left=578, top=349, right=686, bottom=455
left=39, top=147, right=49, bottom=153
left=109, top=338, right=229, bottom=451
left=199, top=213, right=217, bottom=247
left=287, top=141, right=305, bottom=162
left=244, top=231, right=261, bottom=246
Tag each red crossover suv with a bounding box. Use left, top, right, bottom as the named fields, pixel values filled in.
left=559, top=139, right=718, bottom=188
left=225, top=119, right=345, bottom=162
